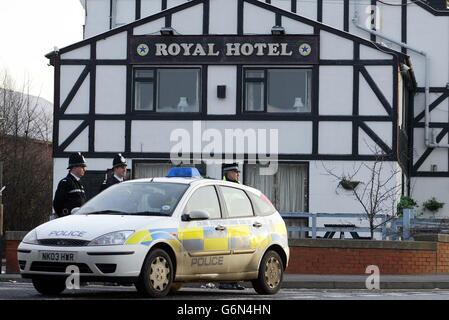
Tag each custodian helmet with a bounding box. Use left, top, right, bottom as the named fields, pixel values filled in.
left=67, top=152, right=87, bottom=169
left=112, top=153, right=127, bottom=168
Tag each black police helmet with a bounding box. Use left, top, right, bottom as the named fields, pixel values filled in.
left=67, top=152, right=87, bottom=169
left=113, top=153, right=127, bottom=168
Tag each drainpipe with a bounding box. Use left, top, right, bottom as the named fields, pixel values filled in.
left=352, top=2, right=447, bottom=148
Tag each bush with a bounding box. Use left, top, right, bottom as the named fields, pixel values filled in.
left=397, top=196, right=417, bottom=217
left=423, top=197, right=444, bottom=212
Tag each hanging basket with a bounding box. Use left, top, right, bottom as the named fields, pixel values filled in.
left=339, top=179, right=361, bottom=190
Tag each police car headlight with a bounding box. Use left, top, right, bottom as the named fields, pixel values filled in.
left=88, top=231, right=134, bottom=246
left=22, top=230, right=38, bottom=245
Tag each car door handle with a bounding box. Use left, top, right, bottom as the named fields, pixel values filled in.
left=253, top=222, right=263, bottom=228
left=215, top=225, right=226, bottom=231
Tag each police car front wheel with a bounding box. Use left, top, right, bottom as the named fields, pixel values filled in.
left=32, top=278, right=66, bottom=296
left=136, top=248, right=174, bottom=298
left=252, top=250, right=284, bottom=295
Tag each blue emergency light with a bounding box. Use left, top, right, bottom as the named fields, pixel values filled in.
left=166, top=167, right=202, bottom=178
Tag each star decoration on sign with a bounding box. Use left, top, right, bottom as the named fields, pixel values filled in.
left=137, top=44, right=149, bottom=57
left=299, top=43, right=312, bottom=57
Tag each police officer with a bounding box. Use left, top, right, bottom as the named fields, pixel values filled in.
left=100, top=153, right=127, bottom=192
left=222, top=163, right=241, bottom=183
left=53, top=152, right=87, bottom=218
left=219, top=163, right=245, bottom=290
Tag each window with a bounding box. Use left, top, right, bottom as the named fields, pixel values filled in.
left=244, top=163, right=308, bottom=212
left=133, top=68, right=201, bottom=112
left=243, top=68, right=312, bottom=113
left=247, top=191, right=277, bottom=217
left=220, top=186, right=254, bottom=218
left=184, top=186, right=221, bottom=219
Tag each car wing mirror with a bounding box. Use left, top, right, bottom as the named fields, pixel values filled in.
left=71, top=207, right=81, bottom=215
left=182, top=210, right=210, bottom=221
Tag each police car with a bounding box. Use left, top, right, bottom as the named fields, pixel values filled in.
left=18, top=168, right=289, bottom=297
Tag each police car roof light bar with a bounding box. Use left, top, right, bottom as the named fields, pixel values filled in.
left=167, top=167, right=202, bottom=178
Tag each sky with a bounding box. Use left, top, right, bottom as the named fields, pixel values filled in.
left=0, top=0, right=85, bottom=102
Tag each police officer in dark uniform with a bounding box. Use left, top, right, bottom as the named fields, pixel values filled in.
left=222, top=163, right=241, bottom=183
left=53, top=152, right=87, bottom=218
left=99, top=153, right=128, bottom=192
left=219, top=163, right=245, bottom=290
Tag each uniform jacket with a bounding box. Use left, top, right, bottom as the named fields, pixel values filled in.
left=53, top=174, right=87, bottom=217
left=100, top=175, right=122, bottom=192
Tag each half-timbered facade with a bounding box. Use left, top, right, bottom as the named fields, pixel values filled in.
left=47, top=0, right=449, bottom=220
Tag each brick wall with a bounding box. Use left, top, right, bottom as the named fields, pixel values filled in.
left=285, top=236, right=449, bottom=275
left=6, top=240, right=20, bottom=274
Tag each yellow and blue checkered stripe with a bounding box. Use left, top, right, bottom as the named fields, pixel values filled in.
left=125, top=223, right=287, bottom=251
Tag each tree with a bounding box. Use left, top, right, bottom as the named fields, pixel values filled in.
left=0, top=70, right=53, bottom=230
left=322, top=145, right=402, bottom=239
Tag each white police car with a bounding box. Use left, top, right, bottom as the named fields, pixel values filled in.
left=18, top=168, right=289, bottom=297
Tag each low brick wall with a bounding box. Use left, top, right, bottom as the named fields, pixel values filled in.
left=5, top=232, right=27, bottom=274
left=286, top=234, right=449, bottom=275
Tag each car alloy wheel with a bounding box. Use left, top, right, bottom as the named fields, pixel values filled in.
left=264, top=256, right=282, bottom=289
left=150, top=256, right=170, bottom=292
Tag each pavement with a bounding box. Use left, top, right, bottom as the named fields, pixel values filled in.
left=2, top=272, right=449, bottom=289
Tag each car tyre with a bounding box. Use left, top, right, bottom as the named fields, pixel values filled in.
left=136, top=248, right=174, bottom=298
left=252, top=250, right=283, bottom=295
left=32, top=278, right=66, bottom=296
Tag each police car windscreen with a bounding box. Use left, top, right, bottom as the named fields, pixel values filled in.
left=75, top=182, right=189, bottom=216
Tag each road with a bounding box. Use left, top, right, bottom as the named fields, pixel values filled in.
left=1, top=281, right=449, bottom=300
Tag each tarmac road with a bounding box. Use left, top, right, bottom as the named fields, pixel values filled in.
left=2, top=281, right=449, bottom=300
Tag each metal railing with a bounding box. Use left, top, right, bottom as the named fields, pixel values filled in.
left=282, top=209, right=449, bottom=241
left=281, top=212, right=388, bottom=240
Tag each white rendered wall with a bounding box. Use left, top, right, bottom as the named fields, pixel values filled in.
left=131, top=120, right=313, bottom=154
left=209, top=0, right=238, bottom=34
left=282, top=16, right=314, bottom=34
left=319, top=66, right=353, bottom=116
left=95, top=66, right=127, bottom=114
left=411, top=177, right=449, bottom=218
left=115, top=0, right=135, bottom=26
left=96, top=32, right=127, bottom=60
left=95, top=121, right=126, bottom=152
left=133, top=18, right=165, bottom=35
left=320, top=31, right=353, bottom=60
left=244, top=2, right=275, bottom=34
left=60, top=45, right=91, bottom=60
left=85, top=0, right=110, bottom=38
left=207, top=66, right=237, bottom=115
left=322, top=0, right=344, bottom=30
left=171, top=4, right=203, bottom=35
left=318, top=122, right=352, bottom=154
left=141, top=0, right=162, bottom=17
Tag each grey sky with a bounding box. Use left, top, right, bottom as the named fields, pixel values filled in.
left=0, top=0, right=85, bottom=102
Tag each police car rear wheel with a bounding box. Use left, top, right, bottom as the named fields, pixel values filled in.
left=136, top=249, right=173, bottom=298
left=252, top=250, right=283, bottom=295
left=32, top=278, right=66, bottom=296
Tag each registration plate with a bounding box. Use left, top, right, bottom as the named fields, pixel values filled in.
left=40, top=251, right=77, bottom=262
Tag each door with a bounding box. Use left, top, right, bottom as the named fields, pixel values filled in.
left=178, top=185, right=230, bottom=275
left=218, top=186, right=259, bottom=274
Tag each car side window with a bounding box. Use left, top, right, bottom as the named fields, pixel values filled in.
left=219, top=186, right=254, bottom=218
left=184, top=186, right=221, bottom=219
left=247, top=191, right=277, bottom=217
